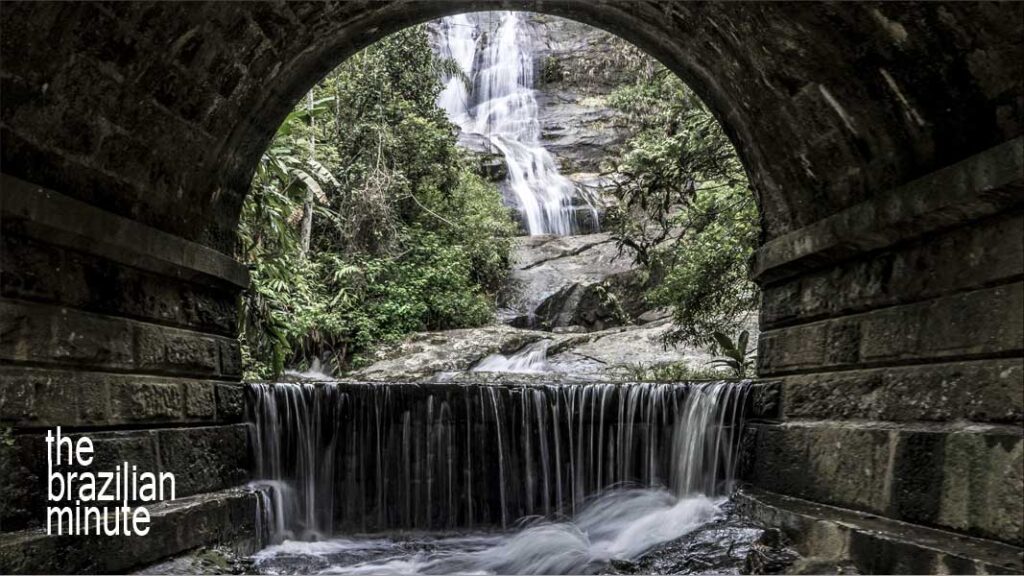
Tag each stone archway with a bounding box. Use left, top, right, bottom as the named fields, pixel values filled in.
left=1, top=2, right=1021, bottom=572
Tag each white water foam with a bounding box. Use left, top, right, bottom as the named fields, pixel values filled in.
left=254, top=490, right=722, bottom=575
left=471, top=340, right=552, bottom=373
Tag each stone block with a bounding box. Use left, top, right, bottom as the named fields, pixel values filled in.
left=759, top=283, right=1023, bottom=375
left=0, top=368, right=109, bottom=427
left=750, top=422, right=893, bottom=515
left=757, top=323, right=827, bottom=373
left=0, top=300, right=135, bottom=369
left=0, top=488, right=259, bottom=574
left=135, top=324, right=220, bottom=375
left=50, top=308, right=134, bottom=368
left=938, top=431, right=1023, bottom=545
left=782, top=359, right=1024, bottom=423
left=215, top=383, right=245, bottom=421
left=184, top=381, right=216, bottom=418
left=748, top=421, right=1024, bottom=545
left=110, top=381, right=183, bottom=421
left=0, top=301, right=44, bottom=362
left=219, top=339, right=242, bottom=378
left=762, top=213, right=1024, bottom=327
left=1, top=367, right=225, bottom=427
left=157, top=425, right=248, bottom=497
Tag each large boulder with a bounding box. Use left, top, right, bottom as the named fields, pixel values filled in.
left=500, top=233, right=654, bottom=331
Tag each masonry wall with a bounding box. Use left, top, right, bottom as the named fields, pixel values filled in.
left=0, top=2, right=1022, bottom=571
left=0, top=176, right=252, bottom=541
left=746, top=138, right=1024, bottom=546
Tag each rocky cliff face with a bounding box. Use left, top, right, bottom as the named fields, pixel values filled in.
left=347, top=14, right=722, bottom=383
left=527, top=14, right=641, bottom=176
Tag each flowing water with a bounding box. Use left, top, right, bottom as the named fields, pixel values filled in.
left=247, top=381, right=750, bottom=574
left=471, top=340, right=553, bottom=373
left=435, top=12, right=599, bottom=236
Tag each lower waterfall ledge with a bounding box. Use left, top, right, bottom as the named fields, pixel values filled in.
left=735, top=486, right=1024, bottom=574
left=0, top=486, right=260, bottom=575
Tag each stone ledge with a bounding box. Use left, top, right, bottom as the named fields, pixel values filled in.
left=735, top=486, right=1023, bottom=574
left=0, top=174, right=249, bottom=289
left=758, top=282, right=1023, bottom=376
left=780, top=358, right=1023, bottom=424
left=746, top=420, right=1024, bottom=545
left=0, top=486, right=259, bottom=574
left=0, top=298, right=243, bottom=379
left=0, top=366, right=245, bottom=428
left=761, top=211, right=1024, bottom=329
left=751, top=137, right=1024, bottom=285
left=1, top=233, right=239, bottom=337
left=2, top=424, right=250, bottom=532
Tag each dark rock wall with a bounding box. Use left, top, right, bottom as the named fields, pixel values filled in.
left=1, top=0, right=1022, bottom=566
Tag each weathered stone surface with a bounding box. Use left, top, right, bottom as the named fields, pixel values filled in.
left=748, top=421, right=1024, bottom=545
left=0, top=300, right=134, bottom=369
left=782, top=359, right=1024, bottom=423
left=215, top=383, right=245, bottom=421
left=499, top=233, right=641, bottom=329
left=184, top=381, right=216, bottom=418
left=157, top=425, right=249, bottom=497
left=136, top=325, right=220, bottom=375
left=0, top=488, right=259, bottom=574
left=736, top=487, right=1023, bottom=574
left=5, top=3, right=1020, bottom=247
left=110, top=381, right=184, bottom=421
left=0, top=368, right=227, bottom=428
left=759, top=282, right=1024, bottom=375
left=938, top=431, right=1023, bottom=544
left=761, top=212, right=1024, bottom=327
left=1, top=233, right=238, bottom=336
left=751, top=138, right=1023, bottom=284
left=0, top=300, right=239, bottom=377
left=750, top=421, right=893, bottom=515
left=219, top=339, right=243, bottom=378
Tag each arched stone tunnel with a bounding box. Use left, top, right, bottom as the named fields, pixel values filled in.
left=1, top=1, right=1021, bottom=572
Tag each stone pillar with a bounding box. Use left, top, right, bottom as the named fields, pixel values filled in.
left=0, top=176, right=257, bottom=571
left=745, top=138, right=1024, bottom=549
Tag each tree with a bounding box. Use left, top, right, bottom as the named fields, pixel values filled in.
left=237, top=25, right=515, bottom=379
left=606, top=67, right=759, bottom=346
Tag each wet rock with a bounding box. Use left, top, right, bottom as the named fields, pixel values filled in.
left=744, top=529, right=802, bottom=574
left=350, top=319, right=716, bottom=382
left=619, top=505, right=798, bottom=575
left=499, top=232, right=640, bottom=328
left=138, top=545, right=256, bottom=575
left=347, top=324, right=555, bottom=381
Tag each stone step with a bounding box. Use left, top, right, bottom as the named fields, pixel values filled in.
left=0, top=486, right=259, bottom=574
left=736, top=486, right=1024, bottom=574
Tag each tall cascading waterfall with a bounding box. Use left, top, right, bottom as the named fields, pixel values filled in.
left=248, top=381, right=749, bottom=544
left=435, top=12, right=599, bottom=235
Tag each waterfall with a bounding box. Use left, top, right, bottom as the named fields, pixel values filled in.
left=248, top=381, right=749, bottom=543
left=471, top=339, right=552, bottom=373
left=435, top=12, right=600, bottom=236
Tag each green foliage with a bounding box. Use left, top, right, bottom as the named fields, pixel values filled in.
left=607, top=67, right=759, bottom=347
left=707, top=330, right=755, bottom=378
left=238, top=26, right=515, bottom=379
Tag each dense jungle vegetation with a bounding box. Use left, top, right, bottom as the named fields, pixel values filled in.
left=237, top=26, right=516, bottom=378
left=606, top=63, right=759, bottom=347
left=238, top=23, right=758, bottom=378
